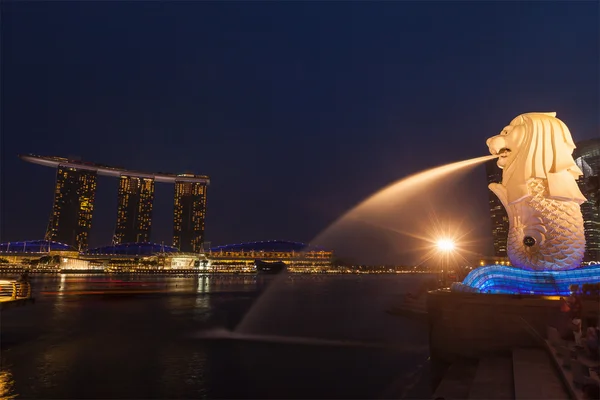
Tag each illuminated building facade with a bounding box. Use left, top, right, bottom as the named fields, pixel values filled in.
left=475, top=256, right=511, bottom=268
left=20, top=154, right=210, bottom=252
left=574, top=138, right=600, bottom=262
left=485, top=159, right=509, bottom=257
left=115, top=175, right=155, bottom=244
left=46, top=166, right=97, bottom=250
left=0, top=240, right=331, bottom=273
left=208, top=240, right=334, bottom=272
left=0, top=240, right=78, bottom=268
left=83, top=242, right=205, bottom=271
left=173, top=178, right=207, bottom=253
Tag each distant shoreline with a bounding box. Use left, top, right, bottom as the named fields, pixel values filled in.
left=0, top=269, right=434, bottom=275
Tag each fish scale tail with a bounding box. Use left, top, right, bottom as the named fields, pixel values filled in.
left=508, top=179, right=585, bottom=271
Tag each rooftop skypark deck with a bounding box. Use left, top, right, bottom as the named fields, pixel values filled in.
left=20, top=154, right=210, bottom=184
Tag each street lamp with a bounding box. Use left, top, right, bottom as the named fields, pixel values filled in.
left=436, top=238, right=456, bottom=287
left=436, top=239, right=455, bottom=252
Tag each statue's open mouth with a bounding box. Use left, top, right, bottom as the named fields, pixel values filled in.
left=497, top=148, right=511, bottom=158
left=494, top=147, right=512, bottom=169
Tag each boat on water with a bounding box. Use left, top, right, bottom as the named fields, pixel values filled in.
left=254, top=259, right=287, bottom=274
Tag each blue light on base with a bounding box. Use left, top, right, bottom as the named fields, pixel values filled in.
left=452, top=263, right=600, bottom=296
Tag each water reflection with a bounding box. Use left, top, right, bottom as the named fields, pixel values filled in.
left=31, top=274, right=268, bottom=297
left=159, top=345, right=209, bottom=398
left=0, top=274, right=432, bottom=399
left=198, top=275, right=209, bottom=294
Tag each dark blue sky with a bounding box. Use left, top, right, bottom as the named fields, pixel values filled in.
left=1, top=2, right=598, bottom=260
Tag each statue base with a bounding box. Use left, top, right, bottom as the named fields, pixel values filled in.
left=451, top=263, right=600, bottom=295
left=427, top=287, right=599, bottom=387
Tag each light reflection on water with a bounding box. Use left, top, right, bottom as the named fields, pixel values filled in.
left=0, top=370, right=17, bottom=399
left=0, top=273, right=432, bottom=399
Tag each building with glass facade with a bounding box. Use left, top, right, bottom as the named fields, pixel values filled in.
left=45, top=166, right=97, bottom=250
left=574, top=138, right=600, bottom=263
left=173, top=178, right=208, bottom=253
left=208, top=240, right=334, bottom=272
left=0, top=240, right=83, bottom=272
left=485, top=159, right=509, bottom=257
left=115, top=175, right=155, bottom=244
left=20, top=154, right=210, bottom=252
left=83, top=242, right=205, bottom=271
left=0, top=240, right=332, bottom=273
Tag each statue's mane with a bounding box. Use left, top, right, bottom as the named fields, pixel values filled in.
left=502, top=112, right=586, bottom=204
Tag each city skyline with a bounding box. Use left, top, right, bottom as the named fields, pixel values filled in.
left=2, top=2, right=598, bottom=264
left=2, top=3, right=599, bottom=399
left=20, top=154, right=210, bottom=252
left=20, top=138, right=596, bottom=262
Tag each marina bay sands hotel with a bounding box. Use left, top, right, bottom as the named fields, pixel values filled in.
left=21, top=154, right=210, bottom=253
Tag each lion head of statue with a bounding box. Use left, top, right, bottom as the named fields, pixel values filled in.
left=486, top=112, right=586, bottom=205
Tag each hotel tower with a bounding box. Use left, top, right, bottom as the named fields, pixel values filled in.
left=114, top=175, right=155, bottom=244
left=173, top=177, right=208, bottom=253
left=21, top=155, right=210, bottom=252
left=45, top=165, right=97, bottom=250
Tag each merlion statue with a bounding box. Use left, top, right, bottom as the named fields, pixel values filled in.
left=486, top=112, right=587, bottom=271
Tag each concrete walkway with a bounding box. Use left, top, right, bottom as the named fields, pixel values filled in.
left=468, top=356, right=514, bottom=399
left=431, top=360, right=478, bottom=399
left=432, top=348, right=570, bottom=400
left=512, top=348, right=569, bottom=400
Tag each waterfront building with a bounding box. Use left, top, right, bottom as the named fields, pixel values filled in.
left=0, top=240, right=334, bottom=273
left=475, top=255, right=511, bottom=267
left=59, top=257, right=103, bottom=271
left=485, top=159, right=509, bottom=257
left=115, top=175, right=155, bottom=244
left=20, top=154, right=210, bottom=251
left=0, top=240, right=79, bottom=270
left=0, top=240, right=207, bottom=272
left=574, top=138, right=600, bottom=263
left=82, top=242, right=207, bottom=271
left=46, top=166, right=97, bottom=250
left=173, top=178, right=208, bottom=253
left=207, top=240, right=334, bottom=272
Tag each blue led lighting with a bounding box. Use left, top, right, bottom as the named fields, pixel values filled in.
left=452, top=263, right=600, bottom=295
left=0, top=240, right=75, bottom=253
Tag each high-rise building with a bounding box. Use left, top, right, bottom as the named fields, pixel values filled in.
left=46, top=166, right=97, bottom=250
left=574, top=138, right=600, bottom=263
left=485, top=159, right=509, bottom=257
left=173, top=178, right=208, bottom=253
left=22, top=154, right=209, bottom=250
left=114, top=175, right=155, bottom=244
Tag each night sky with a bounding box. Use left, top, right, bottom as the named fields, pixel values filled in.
left=1, top=2, right=598, bottom=263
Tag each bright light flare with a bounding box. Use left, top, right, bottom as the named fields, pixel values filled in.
left=436, top=239, right=456, bottom=252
